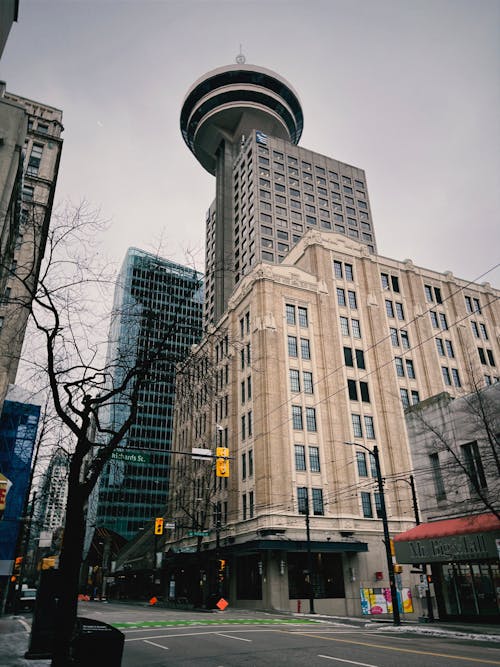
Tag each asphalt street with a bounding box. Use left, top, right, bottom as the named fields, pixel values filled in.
left=2, top=602, right=500, bottom=667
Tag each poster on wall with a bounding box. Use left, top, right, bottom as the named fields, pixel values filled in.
left=360, top=587, right=413, bottom=615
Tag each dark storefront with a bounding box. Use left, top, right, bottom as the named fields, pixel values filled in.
left=395, top=513, right=500, bottom=622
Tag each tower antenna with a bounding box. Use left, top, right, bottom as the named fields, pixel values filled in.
left=235, top=44, right=246, bottom=65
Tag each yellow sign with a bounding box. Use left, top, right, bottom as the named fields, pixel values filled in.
left=216, top=447, right=229, bottom=458
left=154, top=517, right=164, bottom=535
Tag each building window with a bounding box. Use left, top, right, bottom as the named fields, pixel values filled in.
left=295, top=444, right=306, bottom=471
left=292, top=406, right=303, bottom=430
left=479, top=323, right=488, bottom=340
left=356, top=451, right=368, bottom=476
left=344, top=347, right=354, bottom=367
left=352, top=319, right=361, bottom=338
left=355, top=349, right=366, bottom=369
left=309, top=446, right=320, bottom=472
left=381, top=273, right=389, bottom=290
left=249, top=491, right=254, bottom=518
left=361, top=492, right=373, bottom=518
left=345, top=264, right=354, bottom=281
left=451, top=368, right=461, bottom=387
left=385, top=300, right=394, bottom=318
left=312, top=488, right=324, bottom=515
left=340, top=316, right=349, bottom=336
left=439, top=313, right=448, bottom=330
left=248, top=449, right=253, bottom=476
left=395, top=302, right=405, bottom=320
left=445, top=340, right=455, bottom=358
left=442, top=366, right=452, bottom=385
left=337, top=288, right=346, bottom=307
left=286, top=304, right=296, bottom=325
left=400, top=388, right=410, bottom=408
left=242, top=493, right=247, bottom=520
left=297, top=487, right=308, bottom=514
left=406, top=359, right=416, bottom=379
left=290, top=369, right=300, bottom=392
left=348, top=379, right=358, bottom=401
left=395, top=357, right=404, bottom=377
left=300, top=338, right=311, bottom=359
left=411, top=390, right=420, bottom=405
left=303, top=371, right=313, bottom=394
left=471, top=321, right=480, bottom=338
left=430, top=311, right=439, bottom=328
left=242, top=453, right=247, bottom=479
left=27, top=143, right=43, bottom=176
left=461, top=441, right=487, bottom=492
left=288, top=335, right=298, bottom=357
left=351, top=414, right=362, bottom=438
left=298, top=307, right=308, bottom=327
left=390, top=328, right=398, bottom=347
left=436, top=338, right=445, bottom=356
left=400, top=330, right=410, bottom=348
left=334, top=260, right=343, bottom=278
left=348, top=291, right=357, bottom=309
left=306, top=407, right=317, bottom=432
left=241, top=414, right=246, bottom=439
left=360, top=382, right=370, bottom=402
left=364, top=416, right=375, bottom=439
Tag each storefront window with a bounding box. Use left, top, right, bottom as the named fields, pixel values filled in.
left=288, top=553, right=345, bottom=599
left=236, top=554, right=262, bottom=600
left=439, top=561, right=500, bottom=618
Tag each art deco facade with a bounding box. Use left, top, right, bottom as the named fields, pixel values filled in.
left=168, top=229, right=499, bottom=614
left=139, top=60, right=500, bottom=619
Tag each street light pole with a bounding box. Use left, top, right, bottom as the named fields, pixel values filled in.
left=345, top=442, right=400, bottom=626
left=305, top=496, right=315, bottom=614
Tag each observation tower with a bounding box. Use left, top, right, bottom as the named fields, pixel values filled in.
left=180, top=58, right=304, bottom=322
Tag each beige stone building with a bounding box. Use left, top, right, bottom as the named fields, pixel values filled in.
left=167, top=229, right=500, bottom=616
left=0, top=88, right=63, bottom=409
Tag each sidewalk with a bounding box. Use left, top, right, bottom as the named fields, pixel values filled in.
left=0, top=615, right=50, bottom=667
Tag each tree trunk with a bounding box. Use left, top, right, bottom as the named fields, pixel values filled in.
left=51, top=448, right=86, bottom=666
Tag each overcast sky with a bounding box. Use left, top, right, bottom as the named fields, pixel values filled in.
left=3, top=0, right=499, bottom=286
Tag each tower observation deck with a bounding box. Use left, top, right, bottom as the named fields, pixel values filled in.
left=180, top=62, right=304, bottom=323
left=180, top=63, right=304, bottom=174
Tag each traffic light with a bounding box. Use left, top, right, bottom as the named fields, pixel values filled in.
left=154, top=517, right=164, bottom=535
left=216, top=447, right=229, bottom=478
left=218, top=559, right=226, bottom=571
left=426, top=574, right=433, bottom=585
left=393, top=564, right=403, bottom=574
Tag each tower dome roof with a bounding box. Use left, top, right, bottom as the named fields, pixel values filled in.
left=180, top=64, right=304, bottom=174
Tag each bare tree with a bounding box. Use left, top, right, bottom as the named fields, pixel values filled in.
left=406, top=381, right=500, bottom=521
left=8, top=202, right=204, bottom=665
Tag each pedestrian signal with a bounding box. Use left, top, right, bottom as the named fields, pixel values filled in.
left=154, top=517, right=164, bottom=535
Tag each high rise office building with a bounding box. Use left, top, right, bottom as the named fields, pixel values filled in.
left=181, top=62, right=375, bottom=325
left=90, top=248, right=203, bottom=541
left=157, top=61, right=500, bottom=617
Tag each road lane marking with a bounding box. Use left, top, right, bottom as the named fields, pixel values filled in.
left=15, top=618, right=31, bottom=632
left=143, top=639, right=169, bottom=650
left=215, top=632, right=252, bottom=642
left=280, top=631, right=500, bottom=665
left=318, top=656, right=379, bottom=667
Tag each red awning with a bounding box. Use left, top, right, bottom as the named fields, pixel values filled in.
left=394, top=513, right=500, bottom=542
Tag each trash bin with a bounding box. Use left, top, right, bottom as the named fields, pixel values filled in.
left=71, top=617, right=124, bottom=666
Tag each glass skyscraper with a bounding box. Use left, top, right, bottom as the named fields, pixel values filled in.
left=90, top=248, right=203, bottom=540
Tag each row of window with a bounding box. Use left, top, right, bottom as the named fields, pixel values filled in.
left=337, top=288, right=357, bottom=309
left=288, top=335, right=311, bottom=359
left=241, top=411, right=253, bottom=440
left=286, top=304, right=308, bottom=327
left=297, top=486, right=324, bottom=515
left=242, top=491, right=254, bottom=520
left=295, top=444, right=321, bottom=472
left=241, top=449, right=254, bottom=479
left=292, top=405, right=317, bottom=431
left=386, top=299, right=405, bottom=320
left=334, top=260, right=354, bottom=281
left=290, top=369, right=314, bottom=394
